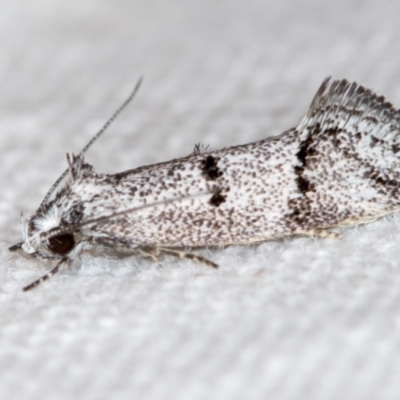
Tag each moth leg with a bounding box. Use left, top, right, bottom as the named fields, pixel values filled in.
left=9, top=242, right=23, bottom=252
left=136, top=247, right=160, bottom=263
left=23, top=258, right=68, bottom=292
left=302, top=229, right=342, bottom=239
left=157, top=247, right=219, bottom=269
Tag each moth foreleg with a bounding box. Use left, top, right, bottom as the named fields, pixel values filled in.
left=23, top=258, right=69, bottom=292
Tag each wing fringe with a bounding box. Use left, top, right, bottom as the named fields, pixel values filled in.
left=298, top=77, right=400, bottom=142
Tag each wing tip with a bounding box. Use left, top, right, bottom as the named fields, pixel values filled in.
left=306, top=77, right=398, bottom=124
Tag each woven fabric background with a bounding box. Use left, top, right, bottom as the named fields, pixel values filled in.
left=2, top=1, right=400, bottom=399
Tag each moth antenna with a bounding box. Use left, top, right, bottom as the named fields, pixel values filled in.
left=23, top=258, right=67, bottom=291
left=42, top=191, right=214, bottom=240
left=78, top=192, right=212, bottom=229
left=78, top=77, right=144, bottom=156
left=39, top=77, right=144, bottom=208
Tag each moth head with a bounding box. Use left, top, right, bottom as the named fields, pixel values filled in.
left=10, top=202, right=78, bottom=261
left=9, top=154, right=94, bottom=260
left=9, top=79, right=143, bottom=272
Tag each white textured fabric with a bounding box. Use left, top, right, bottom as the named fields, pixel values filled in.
left=2, top=1, right=400, bottom=399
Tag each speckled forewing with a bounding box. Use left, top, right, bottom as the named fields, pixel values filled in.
left=63, top=132, right=301, bottom=247
left=41, top=78, right=400, bottom=250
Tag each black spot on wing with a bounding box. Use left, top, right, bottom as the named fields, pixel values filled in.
left=209, top=187, right=226, bottom=207
left=294, top=128, right=316, bottom=194
left=201, top=155, right=223, bottom=180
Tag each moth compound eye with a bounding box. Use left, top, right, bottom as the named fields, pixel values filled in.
left=48, top=234, right=75, bottom=256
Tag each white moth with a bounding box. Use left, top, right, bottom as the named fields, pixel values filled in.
left=10, top=77, right=400, bottom=290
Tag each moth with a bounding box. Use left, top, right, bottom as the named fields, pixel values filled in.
left=9, top=77, right=400, bottom=290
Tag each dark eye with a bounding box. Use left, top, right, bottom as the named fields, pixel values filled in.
left=48, top=234, right=75, bottom=255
